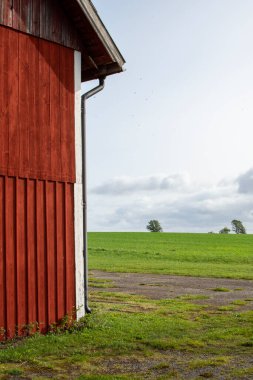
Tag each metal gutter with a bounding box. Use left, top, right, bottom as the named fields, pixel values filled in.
left=81, top=77, right=105, bottom=313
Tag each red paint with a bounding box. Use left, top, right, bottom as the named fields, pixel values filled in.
left=0, top=0, right=81, bottom=50
left=5, top=177, right=17, bottom=338
left=0, top=26, right=75, bottom=183
left=0, top=26, right=76, bottom=339
left=0, top=177, right=76, bottom=338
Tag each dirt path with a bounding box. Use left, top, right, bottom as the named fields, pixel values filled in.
left=90, top=270, right=253, bottom=307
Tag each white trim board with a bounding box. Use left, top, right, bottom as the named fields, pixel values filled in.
left=74, top=50, right=85, bottom=319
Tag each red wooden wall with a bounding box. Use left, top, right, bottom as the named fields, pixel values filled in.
left=0, top=25, right=77, bottom=338
left=0, top=0, right=81, bottom=51
left=0, top=26, right=75, bottom=183
left=0, top=177, right=75, bottom=338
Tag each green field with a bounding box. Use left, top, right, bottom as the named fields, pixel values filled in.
left=89, top=232, right=253, bottom=279
left=0, top=232, right=253, bottom=379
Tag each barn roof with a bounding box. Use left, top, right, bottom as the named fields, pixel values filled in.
left=63, top=0, right=125, bottom=81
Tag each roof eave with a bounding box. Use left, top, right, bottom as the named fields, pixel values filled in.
left=75, top=0, right=125, bottom=80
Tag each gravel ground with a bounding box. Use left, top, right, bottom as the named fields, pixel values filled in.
left=90, top=270, right=253, bottom=308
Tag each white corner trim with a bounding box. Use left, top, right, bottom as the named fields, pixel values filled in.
left=74, top=50, right=85, bottom=319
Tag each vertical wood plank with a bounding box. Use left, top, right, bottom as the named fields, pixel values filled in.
left=0, top=1, right=4, bottom=25
left=5, top=177, right=17, bottom=338
left=39, top=0, right=46, bottom=40
left=36, top=180, right=47, bottom=332
left=8, top=28, right=19, bottom=176
left=56, top=182, right=66, bottom=320
left=0, top=27, right=9, bottom=175
left=27, top=179, right=37, bottom=330
left=16, top=178, right=28, bottom=335
left=46, top=181, right=57, bottom=326
left=19, top=0, right=32, bottom=33
left=67, top=50, right=76, bottom=182
left=28, top=35, right=39, bottom=179
left=12, top=0, right=21, bottom=30
left=60, top=47, right=75, bottom=182
left=18, top=32, right=30, bottom=177
left=65, top=183, right=75, bottom=317
left=51, top=0, right=62, bottom=45
left=31, top=0, right=40, bottom=36
left=38, top=39, right=51, bottom=179
left=1, top=1, right=13, bottom=27
left=0, top=177, right=6, bottom=338
left=49, top=43, right=61, bottom=178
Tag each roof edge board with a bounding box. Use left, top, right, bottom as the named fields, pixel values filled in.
left=75, top=0, right=125, bottom=69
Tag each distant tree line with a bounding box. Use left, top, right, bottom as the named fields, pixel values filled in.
left=219, top=220, right=246, bottom=234
left=146, top=219, right=247, bottom=234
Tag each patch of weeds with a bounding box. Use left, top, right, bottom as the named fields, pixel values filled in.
left=217, top=306, right=235, bottom=311
left=199, top=371, right=214, bottom=378
left=189, top=356, right=230, bottom=369
left=144, top=339, right=179, bottom=351
left=232, top=366, right=253, bottom=378
left=139, top=283, right=164, bottom=287
left=177, top=294, right=209, bottom=301
left=152, top=362, right=171, bottom=370
left=89, top=277, right=115, bottom=289
left=244, top=298, right=253, bottom=301
left=234, top=288, right=244, bottom=291
left=144, top=336, right=205, bottom=352
left=211, top=287, right=230, bottom=292
left=231, top=300, right=247, bottom=306
left=154, top=369, right=180, bottom=379
left=241, top=341, right=253, bottom=347
left=196, top=311, right=211, bottom=320
left=77, top=375, right=132, bottom=379
left=2, top=368, right=23, bottom=376
left=185, top=339, right=205, bottom=349
left=158, top=298, right=204, bottom=313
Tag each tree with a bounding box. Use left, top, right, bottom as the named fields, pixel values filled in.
left=146, top=220, right=163, bottom=232
left=231, top=220, right=246, bottom=234
left=219, top=227, right=230, bottom=234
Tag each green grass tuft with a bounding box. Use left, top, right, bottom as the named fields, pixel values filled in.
left=211, top=287, right=230, bottom=292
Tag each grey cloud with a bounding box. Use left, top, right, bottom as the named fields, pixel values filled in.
left=88, top=169, right=253, bottom=232
left=237, top=168, right=253, bottom=194
left=90, top=193, right=253, bottom=232
left=91, top=174, right=189, bottom=195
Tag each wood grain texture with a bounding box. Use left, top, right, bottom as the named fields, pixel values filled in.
left=0, top=16, right=77, bottom=340
left=0, top=26, right=75, bottom=183
left=0, top=176, right=76, bottom=338
left=0, top=177, right=6, bottom=340
left=5, top=177, right=17, bottom=338
left=0, top=0, right=81, bottom=50
left=0, top=27, right=9, bottom=176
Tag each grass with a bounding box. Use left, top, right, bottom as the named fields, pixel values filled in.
left=0, top=232, right=252, bottom=378
left=0, top=291, right=252, bottom=378
left=89, top=232, right=253, bottom=279
left=211, top=287, right=231, bottom=292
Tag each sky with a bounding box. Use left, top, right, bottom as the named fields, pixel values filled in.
left=82, top=0, right=253, bottom=233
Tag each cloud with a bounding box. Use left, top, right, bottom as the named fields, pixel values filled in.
left=91, top=173, right=191, bottom=195
left=88, top=169, right=253, bottom=232
left=237, top=168, right=253, bottom=194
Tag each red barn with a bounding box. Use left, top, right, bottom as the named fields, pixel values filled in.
left=0, top=0, right=124, bottom=338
